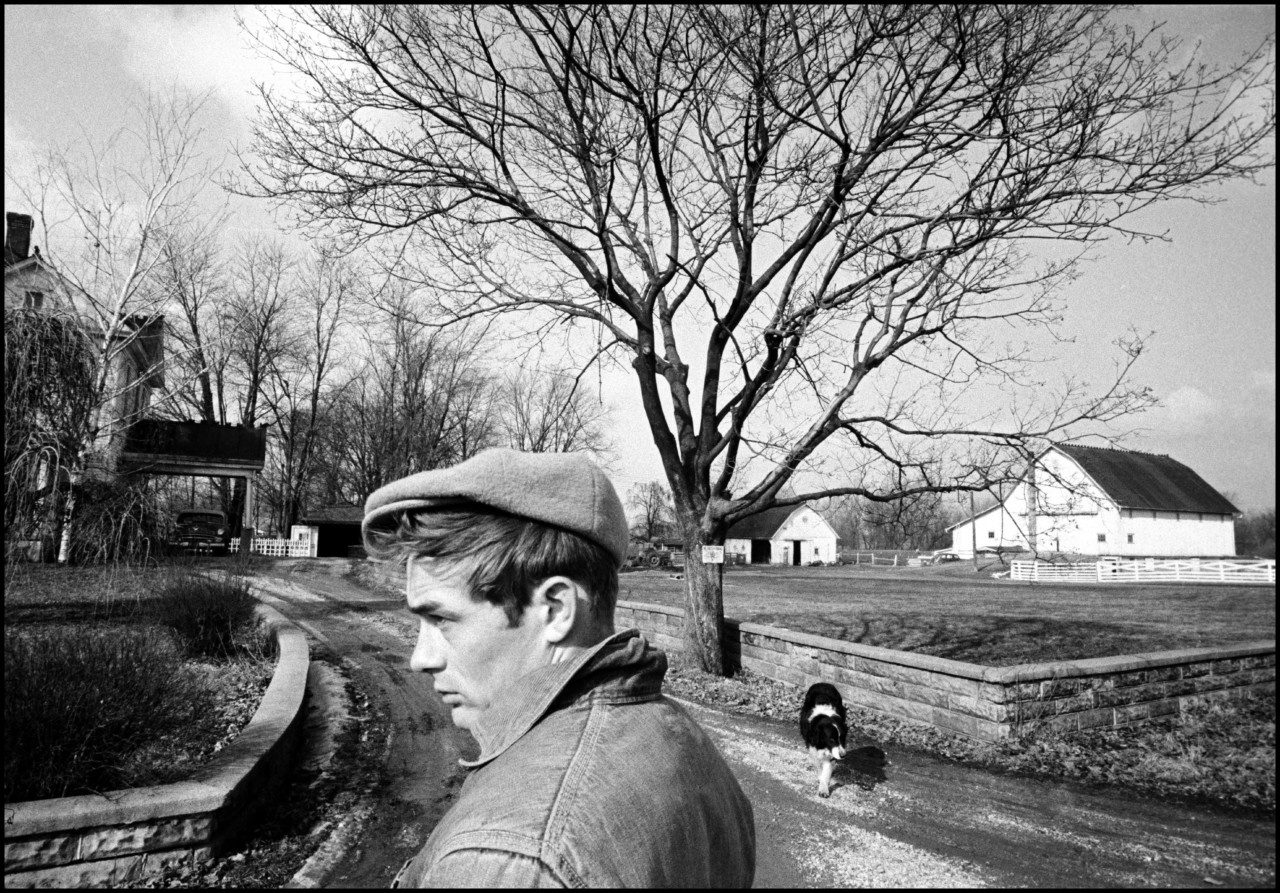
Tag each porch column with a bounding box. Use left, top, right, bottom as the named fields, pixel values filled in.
left=239, top=473, right=256, bottom=555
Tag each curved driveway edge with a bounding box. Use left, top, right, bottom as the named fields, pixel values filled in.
left=3, top=603, right=310, bottom=888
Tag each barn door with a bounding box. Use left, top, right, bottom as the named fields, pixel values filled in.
left=792, top=541, right=801, bottom=565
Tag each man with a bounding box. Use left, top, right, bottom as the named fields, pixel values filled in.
left=362, top=448, right=755, bottom=888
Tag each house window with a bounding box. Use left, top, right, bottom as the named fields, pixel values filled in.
left=1097, top=533, right=1107, bottom=543
left=987, top=531, right=995, bottom=539
left=1127, top=534, right=1134, bottom=544
left=23, top=290, right=44, bottom=309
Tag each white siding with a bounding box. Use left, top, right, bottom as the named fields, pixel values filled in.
left=4, top=263, right=90, bottom=314
left=950, top=503, right=1029, bottom=554
left=725, top=505, right=839, bottom=565
left=1118, top=510, right=1236, bottom=557
left=770, top=506, right=838, bottom=565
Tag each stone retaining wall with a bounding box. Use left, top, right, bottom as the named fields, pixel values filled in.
left=3, top=604, right=309, bottom=888
left=616, top=600, right=1275, bottom=741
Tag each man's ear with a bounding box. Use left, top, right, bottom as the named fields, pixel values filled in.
left=531, top=576, right=582, bottom=644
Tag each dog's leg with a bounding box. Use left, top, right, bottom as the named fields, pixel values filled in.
left=817, top=755, right=834, bottom=798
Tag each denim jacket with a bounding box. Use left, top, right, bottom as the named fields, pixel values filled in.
left=392, top=629, right=755, bottom=888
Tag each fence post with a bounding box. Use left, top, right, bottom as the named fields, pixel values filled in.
left=894, top=554, right=898, bottom=566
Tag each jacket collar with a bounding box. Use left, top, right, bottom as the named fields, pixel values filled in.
left=461, top=629, right=666, bottom=769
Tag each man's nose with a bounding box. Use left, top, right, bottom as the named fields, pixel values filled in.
left=410, top=624, right=446, bottom=673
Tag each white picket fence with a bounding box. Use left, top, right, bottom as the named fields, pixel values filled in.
left=227, top=537, right=316, bottom=558
left=1011, top=557, right=1275, bottom=585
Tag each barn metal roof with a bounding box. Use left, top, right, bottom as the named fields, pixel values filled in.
left=1054, top=444, right=1239, bottom=515
left=726, top=504, right=804, bottom=539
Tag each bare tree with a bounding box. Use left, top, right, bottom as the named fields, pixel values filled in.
left=243, top=5, right=1275, bottom=672
left=858, top=491, right=953, bottom=551
left=156, top=224, right=233, bottom=424
left=500, top=368, right=613, bottom=454
left=225, top=238, right=297, bottom=430
left=1234, top=507, right=1276, bottom=559
left=627, top=481, right=676, bottom=542
left=259, top=249, right=356, bottom=532
left=8, top=90, right=222, bottom=563
left=317, top=307, right=501, bottom=504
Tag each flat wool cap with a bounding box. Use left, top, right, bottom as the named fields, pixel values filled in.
left=362, top=449, right=630, bottom=568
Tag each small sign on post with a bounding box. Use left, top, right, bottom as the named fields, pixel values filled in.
left=701, top=545, right=725, bottom=564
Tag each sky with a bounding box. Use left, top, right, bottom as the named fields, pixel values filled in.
left=4, top=5, right=1276, bottom=512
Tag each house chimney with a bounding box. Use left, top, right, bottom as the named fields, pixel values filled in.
left=5, top=212, right=33, bottom=265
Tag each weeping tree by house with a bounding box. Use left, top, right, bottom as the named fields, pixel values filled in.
left=241, top=5, right=1274, bottom=674
left=3, top=308, right=98, bottom=559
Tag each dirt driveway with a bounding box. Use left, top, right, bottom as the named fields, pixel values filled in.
left=250, top=561, right=1275, bottom=888
left=684, top=699, right=1274, bottom=887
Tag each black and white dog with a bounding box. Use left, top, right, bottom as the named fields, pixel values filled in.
left=800, top=682, right=848, bottom=798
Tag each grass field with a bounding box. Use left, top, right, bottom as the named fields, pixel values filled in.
left=619, top=561, right=1276, bottom=665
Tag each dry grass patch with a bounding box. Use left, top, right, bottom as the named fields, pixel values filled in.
left=622, top=563, right=1275, bottom=664
left=4, top=562, right=275, bottom=802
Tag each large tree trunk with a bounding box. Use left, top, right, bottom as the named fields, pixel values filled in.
left=681, top=526, right=727, bottom=675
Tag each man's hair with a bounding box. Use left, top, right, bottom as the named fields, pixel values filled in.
left=366, top=506, right=619, bottom=627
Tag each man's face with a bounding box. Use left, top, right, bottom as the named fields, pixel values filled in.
left=405, top=556, right=546, bottom=732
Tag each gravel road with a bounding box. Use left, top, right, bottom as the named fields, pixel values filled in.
left=249, top=561, right=1275, bottom=889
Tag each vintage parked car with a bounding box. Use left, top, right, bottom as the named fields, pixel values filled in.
left=927, top=549, right=963, bottom=565
left=169, top=508, right=230, bottom=555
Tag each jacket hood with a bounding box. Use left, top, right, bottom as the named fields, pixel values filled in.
left=462, top=629, right=666, bottom=768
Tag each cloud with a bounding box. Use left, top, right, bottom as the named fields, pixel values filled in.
left=1149, top=385, right=1218, bottom=434
left=3, top=116, right=40, bottom=211
left=1144, top=376, right=1274, bottom=435
left=83, top=7, right=278, bottom=126
left=4, top=115, right=35, bottom=164
left=1247, top=371, right=1277, bottom=425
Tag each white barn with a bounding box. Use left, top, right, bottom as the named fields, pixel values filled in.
left=948, top=444, right=1239, bottom=558
left=725, top=503, right=839, bottom=566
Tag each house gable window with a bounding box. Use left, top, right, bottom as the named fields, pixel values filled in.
left=23, top=290, right=44, bottom=309
left=1097, top=533, right=1107, bottom=543
left=987, top=531, right=995, bottom=539
left=1127, top=534, right=1134, bottom=544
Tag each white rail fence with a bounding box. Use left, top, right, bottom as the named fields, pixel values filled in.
left=847, top=551, right=915, bottom=566
left=228, top=537, right=317, bottom=558
left=1011, top=557, right=1275, bottom=585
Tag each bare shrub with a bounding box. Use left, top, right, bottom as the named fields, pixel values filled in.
left=4, top=625, right=212, bottom=801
